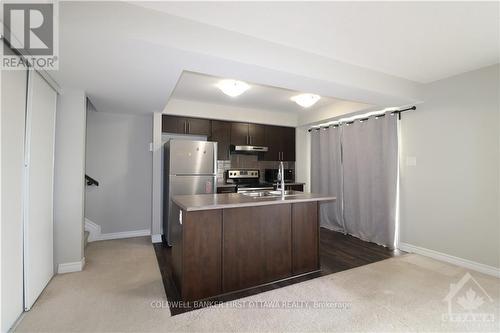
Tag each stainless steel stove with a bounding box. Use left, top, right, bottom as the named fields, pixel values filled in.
left=226, top=169, right=274, bottom=193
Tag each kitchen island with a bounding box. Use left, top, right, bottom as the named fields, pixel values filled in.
left=170, top=192, right=335, bottom=301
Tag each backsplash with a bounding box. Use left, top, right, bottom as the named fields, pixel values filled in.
left=216, top=154, right=295, bottom=184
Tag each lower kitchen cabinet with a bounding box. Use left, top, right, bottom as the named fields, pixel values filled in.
left=222, top=205, right=292, bottom=292
left=174, top=209, right=222, bottom=301
left=292, top=202, right=319, bottom=274
left=171, top=201, right=320, bottom=301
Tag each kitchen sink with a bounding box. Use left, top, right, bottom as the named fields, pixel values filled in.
left=241, top=190, right=301, bottom=198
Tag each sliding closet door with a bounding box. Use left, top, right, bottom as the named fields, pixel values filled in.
left=24, top=71, right=58, bottom=310
left=1, top=57, right=28, bottom=331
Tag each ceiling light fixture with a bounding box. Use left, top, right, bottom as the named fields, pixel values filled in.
left=291, top=93, right=321, bottom=108
left=216, top=79, right=250, bottom=97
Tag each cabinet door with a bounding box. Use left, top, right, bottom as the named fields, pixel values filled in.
left=292, top=202, right=319, bottom=274
left=281, top=127, right=296, bottom=161
left=187, top=117, right=211, bottom=136
left=182, top=210, right=222, bottom=301
left=210, top=120, right=231, bottom=160
left=223, top=205, right=291, bottom=292
left=162, top=115, right=184, bottom=134
left=230, top=122, right=249, bottom=145
left=248, top=123, right=266, bottom=146
left=262, top=125, right=281, bottom=161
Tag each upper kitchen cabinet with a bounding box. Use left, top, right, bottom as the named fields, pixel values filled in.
left=262, top=126, right=296, bottom=161
left=248, top=124, right=266, bottom=146
left=210, top=120, right=231, bottom=160
left=230, top=122, right=266, bottom=146
left=162, top=115, right=211, bottom=136
left=230, top=122, right=249, bottom=145
left=281, top=126, right=296, bottom=161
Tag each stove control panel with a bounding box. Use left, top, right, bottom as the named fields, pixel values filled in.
left=227, top=169, right=259, bottom=179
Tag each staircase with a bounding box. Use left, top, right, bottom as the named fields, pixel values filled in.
left=84, top=230, right=90, bottom=248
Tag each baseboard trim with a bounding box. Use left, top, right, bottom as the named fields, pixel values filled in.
left=85, top=218, right=150, bottom=241
left=98, top=229, right=151, bottom=241
left=398, top=242, right=500, bottom=278
left=151, top=234, right=162, bottom=243
left=84, top=218, right=101, bottom=242
left=58, top=257, right=86, bottom=274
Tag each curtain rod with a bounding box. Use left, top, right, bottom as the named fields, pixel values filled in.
left=308, top=106, right=416, bottom=132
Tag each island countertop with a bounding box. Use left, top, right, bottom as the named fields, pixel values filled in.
left=172, top=192, right=336, bottom=211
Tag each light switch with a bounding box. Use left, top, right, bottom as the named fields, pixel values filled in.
left=406, top=156, right=417, bottom=167
left=149, top=142, right=154, bottom=152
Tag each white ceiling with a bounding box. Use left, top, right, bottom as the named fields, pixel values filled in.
left=46, top=1, right=497, bottom=120
left=171, top=71, right=346, bottom=113
left=137, top=1, right=500, bottom=83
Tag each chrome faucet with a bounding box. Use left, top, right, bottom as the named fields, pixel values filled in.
left=278, top=161, right=285, bottom=197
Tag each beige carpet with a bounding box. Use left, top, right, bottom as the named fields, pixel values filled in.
left=15, top=237, right=500, bottom=332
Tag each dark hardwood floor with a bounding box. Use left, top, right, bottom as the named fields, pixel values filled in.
left=153, top=227, right=403, bottom=315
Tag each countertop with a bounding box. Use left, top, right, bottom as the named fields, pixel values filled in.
left=173, top=192, right=335, bottom=211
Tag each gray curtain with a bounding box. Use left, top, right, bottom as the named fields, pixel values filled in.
left=311, top=127, right=344, bottom=231
left=342, top=115, right=398, bottom=249
left=310, top=115, right=398, bottom=249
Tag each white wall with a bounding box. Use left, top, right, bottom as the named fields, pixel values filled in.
left=1, top=64, right=27, bottom=333
left=164, top=98, right=298, bottom=126
left=295, top=126, right=311, bottom=192
left=399, top=64, right=500, bottom=269
left=53, top=90, right=86, bottom=271
left=85, top=111, right=152, bottom=234
left=298, top=100, right=374, bottom=126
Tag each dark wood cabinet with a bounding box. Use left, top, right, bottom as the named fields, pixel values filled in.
left=281, top=127, right=296, bottom=161
left=248, top=123, right=266, bottom=146
left=210, top=120, right=231, bottom=160
left=230, top=122, right=266, bottom=146
left=263, top=126, right=296, bottom=161
left=171, top=201, right=320, bottom=301
left=230, top=122, right=249, bottom=145
left=162, top=115, right=183, bottom=134
left=186, top=117, right=211, bottom=136
left=173, top=209, right=222, bottom=301
left=161, top=115, right=210, bottom=136
left=162, top=115, right=295, bottom=161
left=292, top=202, right=319, bottom=274
left=222, top=205, right=292, bottom=292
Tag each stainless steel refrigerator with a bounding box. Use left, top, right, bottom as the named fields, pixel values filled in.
left=163, top=140, right=217, bottom=245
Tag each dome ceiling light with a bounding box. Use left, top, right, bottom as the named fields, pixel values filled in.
left=291, top=93, right=321, bottom=108
left=216, top=79, right=250, bottom=97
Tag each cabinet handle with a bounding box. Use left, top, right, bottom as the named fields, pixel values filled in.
left=184, top=121, right=187, bottom=134
left=249, top=135, right=252, bottom=145
left=187, top=121, right=190, bottom=134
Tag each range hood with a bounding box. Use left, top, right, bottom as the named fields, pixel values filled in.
left=230, top=145, right=269, bottom=154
